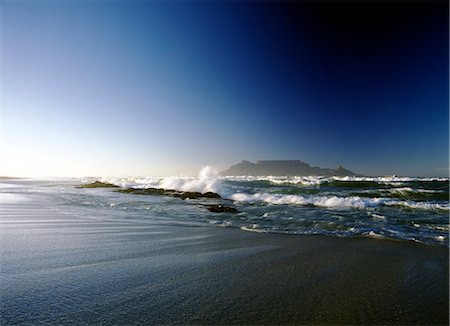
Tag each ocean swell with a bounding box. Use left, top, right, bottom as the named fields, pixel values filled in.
left=74, top=169, right=448, bottom=246
left=229, top=192, right=449, bottom=211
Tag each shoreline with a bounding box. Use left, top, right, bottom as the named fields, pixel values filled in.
left=1, top=192, right=449, bottom=325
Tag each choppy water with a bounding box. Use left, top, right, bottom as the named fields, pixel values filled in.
left=2, top=168, right=448, bottom=246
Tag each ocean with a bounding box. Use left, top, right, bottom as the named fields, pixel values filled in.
left=1, top=171, right=448, bottom=324
left=3, top=167, right=448, bottom=246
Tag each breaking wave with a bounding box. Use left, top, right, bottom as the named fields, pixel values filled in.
left=82, top=168, right=448, bottom=246
left=222, top=175, right=448, bottom=186
left=229, top=192, right=449, bottom=211
left=99, top=166, right=223, bottom=194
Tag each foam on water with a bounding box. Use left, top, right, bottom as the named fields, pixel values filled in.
left=367, top=212, right=387, bottom=221
left=221, top=175, right=448, bottom=185
left=72, top=169, right=448, bottom=245
left=229, top=192, right=384, bottom=209
left=384, top=200, right=450, bottom=211
left=101, top=167, right=223, bottom=194
left=388, top=187, right=444, bottom=194
left=228, top=192, right=449, bottom=211
left=222, top=175, right=328, bottom=186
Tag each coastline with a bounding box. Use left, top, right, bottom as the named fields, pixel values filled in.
left=1, top=192, right=448, bottom=325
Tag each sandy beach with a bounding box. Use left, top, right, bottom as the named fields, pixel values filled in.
left=1, top=187, right=448, bottom=325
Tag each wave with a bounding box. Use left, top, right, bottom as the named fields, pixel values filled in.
left=331, top=176, right=448, bottom=182
left=222, top=175, right=327, bottom=186
left=71, top=169, right=448, bottom=246
left=378, top=187, right=447, bottom=201
left=384, top=200, right=450, bottom=211
left=100, top=166, right=223, bottom=194
left=94, top=168, right=448, bottom=212
left=97, top=170, right=448, bottom=196
left=222, top=175, right=448, bottom=183
left=229, top=192, right=449, bottom=211
left=388, top=187, right=444, bottom=194
left=229, top=192, right=381, bottom=209
left=221, top=175, right=449, bottom=190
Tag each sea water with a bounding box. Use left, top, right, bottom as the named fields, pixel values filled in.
left=1, top=167, right=448, bottom=246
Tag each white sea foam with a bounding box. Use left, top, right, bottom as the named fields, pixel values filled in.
left=388, top=187, right=444, bottom=194
left=101, top=167, right=222, bottom=194
left=229, top=192, right=449, bottom=211
left=222, top=175, right=448, bottom=186
left=102, top=173, right=448, bottom=189
left=331, top=176, right=448, bottom=182
left=229, top=193, right=386, bottom=209
left=388, top=187, right=414, bottom=193
left=240, top=226, right=266, bottom=233
left=368, top=212, right=387, bottom=221
left=384, top=200, right=450, bottom=211
left=98, top=169, right=448, bottom=212
left=367, top=231, right=385, bottom=239
left=222, top=175, right=321, bottom=185
left=416, top=189, right=444, bottom=193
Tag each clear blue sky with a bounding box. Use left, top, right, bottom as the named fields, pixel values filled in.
left=2, top=0, right=448, bottom=177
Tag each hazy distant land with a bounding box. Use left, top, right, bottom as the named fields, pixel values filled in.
left=221, top=160, right=357, bottom=176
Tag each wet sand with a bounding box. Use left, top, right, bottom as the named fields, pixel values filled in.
left=1, top=192, right=448, bottom=325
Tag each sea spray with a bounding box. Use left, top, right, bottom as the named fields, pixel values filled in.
left=85, top=168, right=449, bottom=245
left=228, top=192, right=449, bottom=211
left=159, top=166, right=222, bottom=194
left=100, top=166, right=224, bottom=195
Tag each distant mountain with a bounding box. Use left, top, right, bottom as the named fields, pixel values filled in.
left=221, top=160, right=358, bottom=176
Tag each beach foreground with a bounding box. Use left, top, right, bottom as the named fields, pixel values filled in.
left=1, top=190, right=448, bottom=325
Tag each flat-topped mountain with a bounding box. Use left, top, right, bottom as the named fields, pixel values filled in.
left=221, top=160, right=357, bottom=176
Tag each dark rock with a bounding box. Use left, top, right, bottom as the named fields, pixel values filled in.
left=174, top=191, right=203, bottom=200
left=202, top=192, right=222, bottom=198
left=116, top=188, right=167, bottom=195
left=176, top=191, right=222, bottom=200
left=206, top=205, right=239, bottom=214
left=116, top=187, right=221, bottom=200
left=77, top=181, right=119, bottom=188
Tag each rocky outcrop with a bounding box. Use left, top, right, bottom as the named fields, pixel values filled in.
left=77, top=181, right=119, bottom=188
left=206, top=205, right=239, bottom=214
left=115, top=187, right=222, bottom=200
left=174, top=191, right=221, bottom=200
left=221, top=160, right=358, bottom=176
left=77, top=183, right=238, bottom=214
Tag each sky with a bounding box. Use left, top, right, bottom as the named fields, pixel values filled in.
left=1, top=0, right=448, bottom=177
